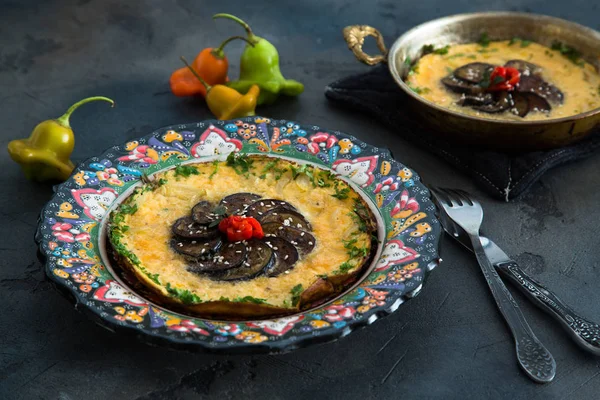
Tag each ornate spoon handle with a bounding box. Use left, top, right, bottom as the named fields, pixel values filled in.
left=471, top=236, right=556, bottom=383
left=497, top=261, right=600, bottom=356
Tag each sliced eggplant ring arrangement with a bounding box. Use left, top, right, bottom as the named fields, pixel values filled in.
left=170, top=194, right=315, bottom=281
left=442, top=60, right=564, bottom=118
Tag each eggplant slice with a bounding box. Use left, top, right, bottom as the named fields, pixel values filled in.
left=441, top=76, right=480, bottom=94
left=263, top=237, right=300, bottom=277
left=187, top=241, right=247, bottom=273
left=243, top=199, right=296, bottom=219
left=214, top=239, right=274, bottom=281
left=191, top=201, right=217, bottom=225
left=458, top=93, right=494, bottom=107
left=259, top=209, right=311, bottom=231
left=473, top=91, right=513, bottom=113
left=172, top=216, right=218, bottom=240
left=170, top=236, right=222, bottom=258
left=517, top=75, right=563, bottom=104
left=504, top=59, right=543, bottom=76
left=220, top=193, right=262, bottom=216
left=453, top=62, right=495, bottom=83
left=262, top=223, right=315, bottom=255
left=511, top=92, right=531, bottom=117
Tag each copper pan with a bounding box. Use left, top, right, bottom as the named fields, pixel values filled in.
left=343, top=12, right=600, bottom=151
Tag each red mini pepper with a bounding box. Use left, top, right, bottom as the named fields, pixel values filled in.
left=170, top=36, right=254, bottom=97
left=218, top=215, right=264, bottom=241
left=487, top=66, right=521, bottom=91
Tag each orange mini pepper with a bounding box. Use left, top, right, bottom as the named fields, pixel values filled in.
left=170, top=36, right=253, bottom=97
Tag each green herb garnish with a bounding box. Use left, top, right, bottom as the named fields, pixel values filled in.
left=338, top=262, right=354, bottom=274
left=409, top=86, right=431, bottom=95
left=219, top=296, right=231, bottom=302
left=234, top=296, right=267, bottom=304
left=174, top=165, right=200, bottom=179
left=551, top=41, right=584, bottom=66
left=261, top=160, right=287, bottom=180
left=209, top=159, right=219, bottom=180
left=479, top=68, right=492, bottom=89
left=165, top=283, right=202, bottom=304
left=478, top=32, right=490, bottom=47
left=291, top=284, right=303, bottom=306
left=226, top=152, right=254, bottom=176
left=422, top=44, right=450, bottom=56
left=120, top=204, right=138, bottom=215
left=332, top=183, right=350, bottom=200
left=508, top=37, right=520, bottom=46
left=520, top=40, right=532, bottom=48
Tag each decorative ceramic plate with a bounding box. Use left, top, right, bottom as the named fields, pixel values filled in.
left=35, top=116, right=441, bottom=353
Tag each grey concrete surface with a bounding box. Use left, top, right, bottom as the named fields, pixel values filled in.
left=1, top=0, right=599, bottom=399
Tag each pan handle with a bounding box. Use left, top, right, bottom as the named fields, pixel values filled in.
left=343, top=25, right=388, bottom=65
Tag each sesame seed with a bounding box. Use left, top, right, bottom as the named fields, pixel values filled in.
left=260, top=202, right=265, bottom=206
left=258, top=212, right=263, bottom=215
left=235, top=250, right=242, bottom=253
left=272, top=213, right=278, bottom=216
left=201, top=249, right=206, bottom=253
left=300, top=232, right=305, bottom=236
left=273, top=247, right=278, bottom=250
left=291, top=241, right=297, bottom=245
left=191, top=241, right=197, bottom=244
left=285, top=270, right=290, bottom=274
left=224, top=261, right=229, bottom=265
left=177, top=243, right=183, bottom=247
left=284, top=255, right=289, bottom=260
left=309, top=242, right=313, bottom=245
left=278, top=227, right=284, bottom=230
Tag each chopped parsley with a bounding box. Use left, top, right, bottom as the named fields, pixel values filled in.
left=261, top=160, right=287, bottom=180
left=219, top=296, right=231, bottom=302
left=409, top=86, right=431, bottom=95
left=422, top=44, right=450, bottom=55
left=348, top=211, right=367, bottom=233
left=165, top=283, right=202, bottom=304
left=338, top=262, right=354, bottom=274
left=234, top=296, right=267, bottom=304
left=291, top=284, right=303, bottom=306
left=120, top=204, right=138, bottom=215
left=209, top=159, right=219, bottom=180
left=226, top=152, right=254, bottom=176
left=332, top=183, right=350, bottom=200
left=551, top=41, right=584, bottom=66
left=290, top=164, right=313, bottom=180
left=508, top=37, right=531, bottom=47
left=343, top=238, right=369, bottom=258
left=174, top=165, right=200, bottom=179
left=478, top=32, right=490, bottom=47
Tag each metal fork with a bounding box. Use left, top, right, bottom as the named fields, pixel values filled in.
left=431, top=187, right=556, bottom=383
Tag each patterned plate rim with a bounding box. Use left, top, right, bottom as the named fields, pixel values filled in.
left=35, top=116, right=442, bottom=354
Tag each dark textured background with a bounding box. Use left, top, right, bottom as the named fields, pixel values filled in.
left=1, top=1, right=599, bottom=399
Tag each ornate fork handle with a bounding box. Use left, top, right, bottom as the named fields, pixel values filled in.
left=471, top=237, right=556, bottom=383
left=497, top=261, right=600, bottom=355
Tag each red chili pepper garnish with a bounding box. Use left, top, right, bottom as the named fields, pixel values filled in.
left=218, top=215, right=264, bottom=241
left=487, top=66, right=520, bottom=91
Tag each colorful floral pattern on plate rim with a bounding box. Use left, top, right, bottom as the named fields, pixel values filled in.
left=35, top=116, right=441, bottom=353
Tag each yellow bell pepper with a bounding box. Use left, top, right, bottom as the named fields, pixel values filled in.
left=180, top=57, right=259, bottom=120
left=7, top=96, right=114, bottom=182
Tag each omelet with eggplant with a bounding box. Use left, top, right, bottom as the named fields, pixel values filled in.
left=108, top=154, right=377, bottom=320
